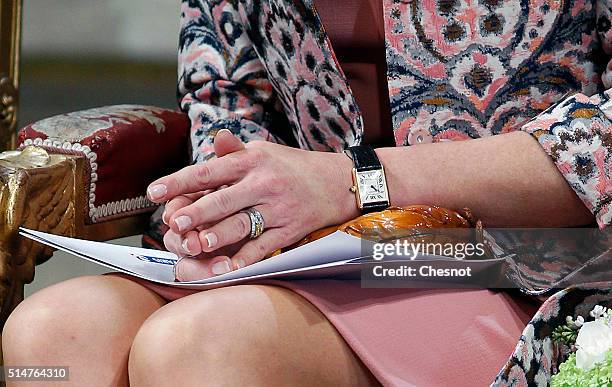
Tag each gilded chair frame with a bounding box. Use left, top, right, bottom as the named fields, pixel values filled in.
left=0, top=0, right=151, bottom=340
left=0, top=0, right=22, bottom=151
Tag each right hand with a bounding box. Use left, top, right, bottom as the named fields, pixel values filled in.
left=161, top=130, right=250, bottom=280
left=164, top=195, right=250, bottom=280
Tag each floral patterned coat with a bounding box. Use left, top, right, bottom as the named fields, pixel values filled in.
left=178, top=0, right=612, bottom=229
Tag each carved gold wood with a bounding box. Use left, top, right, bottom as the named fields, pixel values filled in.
left=0, top=0, right=22, bottom=151
left=0, top=146, right=150, bottom=337
left=0, top=147, right=80, bottom=324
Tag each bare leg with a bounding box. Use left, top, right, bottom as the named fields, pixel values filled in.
left=129, top=285, right=378, bottom=386
left=2, top=275, right=165, bottom=386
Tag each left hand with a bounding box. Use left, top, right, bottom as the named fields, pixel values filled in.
left=147, top=130, right=358, bottom=280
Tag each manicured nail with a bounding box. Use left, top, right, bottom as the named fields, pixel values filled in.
left=147, top=184, right=167, bottom=200
left=203, top=232, right=218, bottom=248
left=162, top=209, right=168, bottom=225
left=181, top=238, right=192, bottom=255
left=216, top=128, right=232, bottom=136
left=174, top=215, right=192, bottom=232
left=173, top=257, right=185, bottom=281
left=211, top=260, right=231, bottom=275
left=234, top=258, right=246, bottom=269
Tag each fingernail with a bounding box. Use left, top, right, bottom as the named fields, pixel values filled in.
left=216, top=128, right=232, bottom=136
left=203, top=232, right=218, bottom=248
left=147, top=184, right=167, bottom=200
left=173, top=257, right=184, bottom=281
left=211, top=260, right=231, bottom=275
left=234, top=258, right=246, bottom=269
left=181, top=238, right=192, bottom=255
left=162, top=209, right=168, bottom=225
left=174, top=216, right=192, bottom=232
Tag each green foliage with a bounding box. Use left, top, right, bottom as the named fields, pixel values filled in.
left=552, top=324, right=579, bottom=346
left=550, top=349, right=612, bottom=387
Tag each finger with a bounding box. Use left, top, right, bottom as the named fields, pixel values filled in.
left=174, top=255, right=231, bottom=281
left=162, top=190, right=217, bottom=224
left=163, top=229, right=183, bottom=256
left=162, top=129, right=243, bottom=214
left=214, top=129, right=245, bottom=157
left=165, top=229, right=202, bottom=257
left=168, top=183, right=262, bottom=233
left=182, top=190, right=215, bottom=201
left=229, top=229, right=286, bottom=270
left=162, top=196, right=194, bottom=225
left=173, top=240, right=245, bottom=281
left=174, top=229, right=283, bottom=281
left=179, top=230, right=202, bottom=256
left=197, top=208, right=269, bottom=252
left=173, top=240, right=244, bottom=281
left=146, top=151, right=255, bottom=202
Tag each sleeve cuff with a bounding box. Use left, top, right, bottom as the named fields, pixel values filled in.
left=521, top=92, right=612, bottom=228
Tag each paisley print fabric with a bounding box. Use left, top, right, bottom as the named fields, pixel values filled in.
left=383, top=0, right=605, bottom=143
left=178, top=0, right=288, bottom=162
left=382, top=0, right=611, bottom=227
left=179, top=0, right=611, bottom=227
left=523, top=91, right=612, bottom=227
left=178, top=0, right=362, bottom=163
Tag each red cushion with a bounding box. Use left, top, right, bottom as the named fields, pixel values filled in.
left=18, top=105, right=190, bottom=223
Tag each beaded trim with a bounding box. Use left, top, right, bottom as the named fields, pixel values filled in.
left=21, top=137, right=157, bottom=222
left=92, top=196, right=155, bottom=220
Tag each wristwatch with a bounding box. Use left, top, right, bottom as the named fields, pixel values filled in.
left=344, top=145, right=390, bottom=213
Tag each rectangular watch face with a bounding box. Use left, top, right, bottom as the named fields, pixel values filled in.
left=354, top=168, right=389, bottom=206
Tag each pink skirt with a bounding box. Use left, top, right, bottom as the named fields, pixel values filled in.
left=113, top=274, right=540, bottom=386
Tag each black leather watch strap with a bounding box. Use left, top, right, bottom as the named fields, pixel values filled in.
left=344, top=145, right=390, bottom=214
left=361, top=200, right=389, bottom=213
left=344, top=146, right=381, bottom=171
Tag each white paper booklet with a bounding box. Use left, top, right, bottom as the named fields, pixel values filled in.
left=19, top=227, right=504, bottom=290
left=19, top=227, right=377, bottom=290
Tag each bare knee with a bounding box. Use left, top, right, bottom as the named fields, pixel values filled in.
left=3, top=275, right=164, bottom=364
left=3, top=298, right=53, bottom=361
left=129, top=285, right=283, bottom=386
left=129, top=285, right=376, bottom=386
left=2, top=276, right=100, bottom=362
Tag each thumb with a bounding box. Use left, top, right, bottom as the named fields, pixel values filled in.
left=214, top=129, right=245, bottom=157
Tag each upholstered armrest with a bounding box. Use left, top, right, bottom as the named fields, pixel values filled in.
left=17, top=105, right=190, bottom=224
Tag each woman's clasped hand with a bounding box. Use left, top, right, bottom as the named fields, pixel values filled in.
left=146, top=129, right=359, bottom=281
